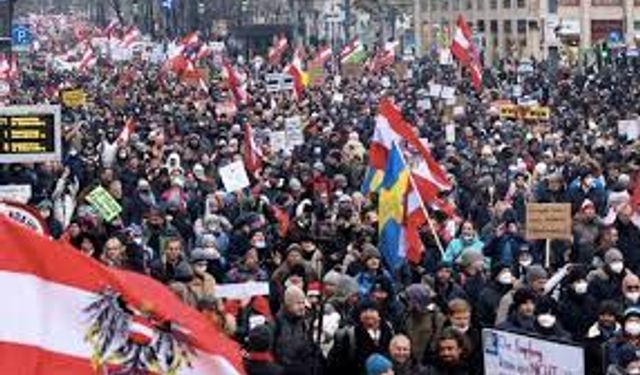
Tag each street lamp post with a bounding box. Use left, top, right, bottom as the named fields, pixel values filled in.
left=197, top=1, right=205, bottom=37
left=132, top=0, right=139, bottom=27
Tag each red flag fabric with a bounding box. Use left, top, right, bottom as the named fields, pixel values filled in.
left=268, top=35, right=288, bottom=65
left=223, top=62, right=250, bottom=105
left=117, top=117, right=136, bottom=145
left=243, top=123, right=263, bottom=175
left=0, top=214, right=245, bottom=375
left=450, top=15, right=483, bottom=92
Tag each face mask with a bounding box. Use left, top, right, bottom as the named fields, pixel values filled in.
left=454, top=325, right=469, bottom=333
left=625, top=321, right=640, bottom=336
left=498, top=272, right=513, bottom=285
left=573, top=281, right=588, bottom=295
left=253, top=240, right=267, bottom=249
left=519, top=258, right=533, bottom=267
left=628, top=369, right=640, bottom=375
left=626, top=292, right=640, bottom=303
left=610, top=261, right=624, bottom=274
left=537, top=314, right=556, bottom=328
left=461, top=234, right=474, bottom=243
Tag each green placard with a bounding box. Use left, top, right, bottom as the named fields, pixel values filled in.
left=85, top=186, right=122, bottom=222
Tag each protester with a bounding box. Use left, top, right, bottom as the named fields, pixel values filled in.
left=6, top=11, right=640, bottom=375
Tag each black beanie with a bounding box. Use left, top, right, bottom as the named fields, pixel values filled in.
left=246, top=324, right=273, bottom=352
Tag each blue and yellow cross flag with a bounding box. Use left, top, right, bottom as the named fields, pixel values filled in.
left=378, top=142, right=410, bottom=269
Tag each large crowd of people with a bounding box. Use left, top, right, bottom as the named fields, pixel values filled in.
left=4, top=15, right=640, bottom=375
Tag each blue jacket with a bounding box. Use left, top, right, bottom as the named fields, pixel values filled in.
left=442, top=236, right=485, bottom=263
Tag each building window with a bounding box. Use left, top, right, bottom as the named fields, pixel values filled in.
left=490, top=0, right=498, bottom=9
left=490, top=20, right=498, bottom=33
left=442, top=0, right=449, bottom=10
left=478, top=0, right=485, bottom=9
left=477, top=20, right=486, bottom=33
left=453, top=0, right=460, bottom=10
left=431, top=0, right=438, bottom=12
left=591, top=0, right=621, bottom=4
left=503, top=0, right=511, bottom=8
left=517, top=19, right=527, bottom=33
left=504, top=20, right=512, bottom=34
left=517, top=0, right=526, bottom=7
left=558, top=0, right=578, bottom=5
left=635, top=21, right=640, bottom=30
left=467, top=0, right=473, bottom=9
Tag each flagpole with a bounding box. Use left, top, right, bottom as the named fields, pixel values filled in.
left=394, top=142, right=446, bottom=258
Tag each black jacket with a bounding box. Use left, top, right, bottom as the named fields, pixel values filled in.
left=244, top=359, right=285, bottom=375
left=327, top=320, right=394, bottom=374
left=477, top=282, right=511, bottom=328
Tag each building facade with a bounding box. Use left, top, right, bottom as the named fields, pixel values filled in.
left=420, top=0, right=544, bottom=64
left=554, top=0, right=640, bottom=49
left=421, top=0, right=640, bottom=64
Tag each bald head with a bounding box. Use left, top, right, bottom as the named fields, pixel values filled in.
left=389, top=334, right=411, bottom=364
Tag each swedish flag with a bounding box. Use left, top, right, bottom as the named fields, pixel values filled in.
left=361, top=166, right=385, bottom=194
left=378, top=143, right=410, bottom=269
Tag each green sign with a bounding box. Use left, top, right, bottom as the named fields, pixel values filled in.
left=85, top=186, right=122, bottom=222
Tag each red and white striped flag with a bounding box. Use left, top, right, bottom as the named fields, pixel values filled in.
left=103, top=19, right=120, bottom=39
left=450, top=15, right=483, bottom=92
left=369, top=41, right=398, bottom=72
left=78, top=47, right=96, bottom=72
left=0, top=214, right=246, bottom=375
left=0, top=54, right=18, bottom=81
left=311, top=45, right=332, bottom=66
left=120, top=26, right=141, bottom=49
left=243, top=123, right=263, bottom=175
left=117, top=117, right=135, bottom=145
left=268, top=35, right=288, bottom=65
left=285, top=47, right=306, bottom=101
left=223, top=62, right=250, bottom=105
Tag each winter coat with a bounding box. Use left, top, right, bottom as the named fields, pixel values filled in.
left=187, top=272, right=216, bottom=301
left=149, top=256, right=190, bottom=284
left=484, top=233, right=528, bottom=266
left=477, top=282, right=512, bottom=328
left=399, top=309, right=446, bottom=364
left=566, top=179, right=607, bottom=216
left=393, top=359, right=428, bottom=375
left=572, top=217, right=601, bottom=265
left=271, top=311, right=317, bottom=375
left=604, top=334, right=640, bottom=369
left=585, top=322, right=621, bottom=375
left=442, top=237, right=485, bottom=264
left=615, top=219, right=640, bottom=273
left=587, top=267, right=625, bottom=303
left=496, top=311, right=536, bottom=335
left=557, top=289, right=597, bottom=340
left=423, top=359, right=471, bottom=375
left=244, top=357, right=285, bottom=375
left=326, top=320, right=394, bottom=374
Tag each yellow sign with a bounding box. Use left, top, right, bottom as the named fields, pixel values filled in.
left=61, top=89, right=87, bottom=108
left=525, top=203, right=572, bottom=240
left=499, top=105, right=551, bottom=121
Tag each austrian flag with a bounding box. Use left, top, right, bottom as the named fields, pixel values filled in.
left=450, top=15, right=483, bottom=92
left=0, top=215, right=245, bottom=375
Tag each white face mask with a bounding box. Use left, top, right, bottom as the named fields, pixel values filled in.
left=628, top=368, right=640, bottom=375
left=253, top=240, right=267, bottom=249
left=626, top=321, right=640, bottom=336
left=498, top=271, right=513, bottom=285
left=610, top=262, right=624, bottom=274
left=626, top=292, right=640, bottom=303
left=519, top=258, right=533, bottom=267
left=573, top=281, right=588, bottom=295
left=537, top=314, right=556, bottom=328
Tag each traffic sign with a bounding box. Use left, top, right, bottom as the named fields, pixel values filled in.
left=11, top=25, right=32, bottom=46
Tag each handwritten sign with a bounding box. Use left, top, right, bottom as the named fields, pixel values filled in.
left=219, top=160, right=251, bottom=193
left=618, top=119, right=640, bottom=141
left=61, top=89, right=87, bottom=108
left=525, top=203, right=572, bottom=240
left=85, top=186, right=122, bottom=222
left=214, top=281, right=269, bottom=300
left=500, top=104, right=551, bottom=121
left=0, top=184, right=32, bottom=204
left=483, top=329, right=584, bottom=375
left=285, top=116, right=304, bottom=148
left=270, top=130, right=287, bottom=152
